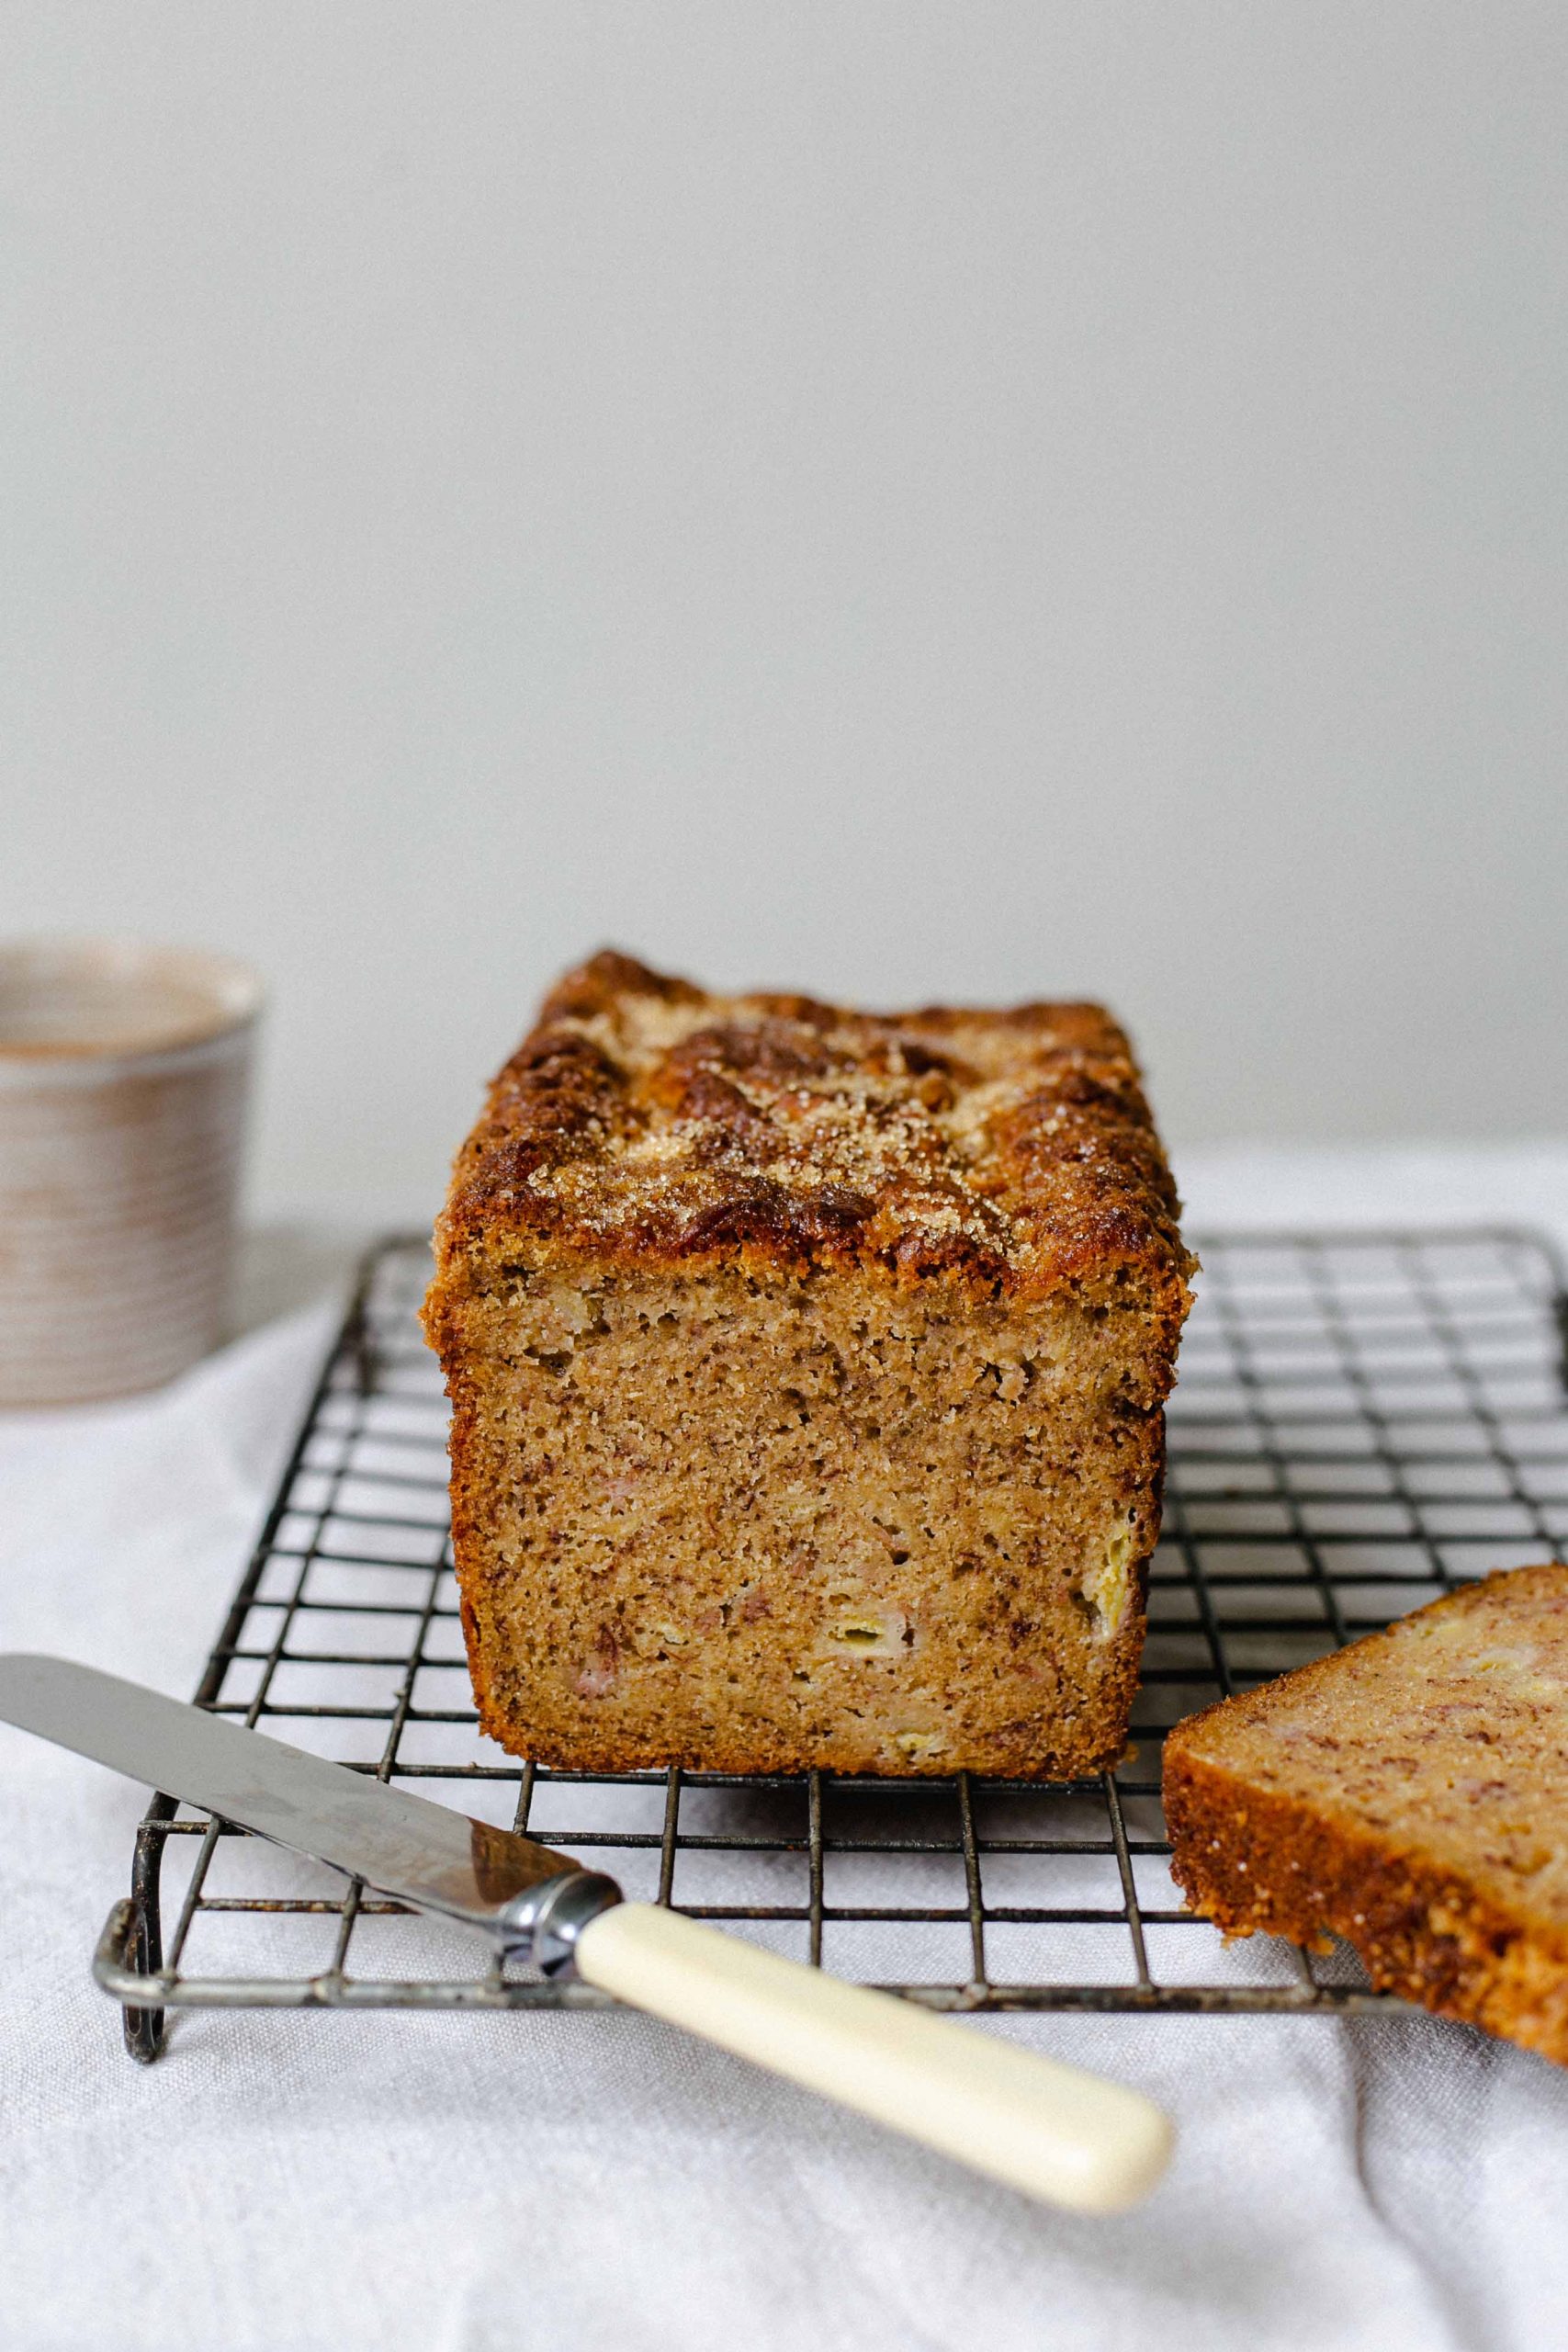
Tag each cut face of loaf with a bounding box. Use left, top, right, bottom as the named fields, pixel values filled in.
left=423, top=952, right=1192, bottom=1778
left=434, top=1258, right=1173, bottom=1776
left=1164, top=1564, right=1568, bottom=2064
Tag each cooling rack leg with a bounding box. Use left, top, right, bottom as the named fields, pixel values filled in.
left=122, top=1814, right=169, bottom=2064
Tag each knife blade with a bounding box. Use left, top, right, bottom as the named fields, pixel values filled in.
left=0, top=1653, right=618, bottom=1966
left=0, top=1650, right=1175, bottom=2212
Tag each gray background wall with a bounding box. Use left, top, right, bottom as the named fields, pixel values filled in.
left=4, top=3, right=1565, bottom=1225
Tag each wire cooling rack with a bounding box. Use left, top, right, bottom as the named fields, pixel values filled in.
left=96, top=1227, right=1568, bottom=2060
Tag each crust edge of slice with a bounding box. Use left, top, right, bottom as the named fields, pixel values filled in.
left=1163, top=1726, right=1568, bottom=2064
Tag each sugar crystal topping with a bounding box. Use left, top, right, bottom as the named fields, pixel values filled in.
left=444, top=952, right=1190, bottom=1299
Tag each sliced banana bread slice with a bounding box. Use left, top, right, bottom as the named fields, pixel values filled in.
left=1164, top=1564, right=1568, bottom=2064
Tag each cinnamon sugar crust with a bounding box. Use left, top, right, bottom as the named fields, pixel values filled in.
left=439, top=949, right=1190, bottom=1311
left=425, top=953, right=1193, bottom=1779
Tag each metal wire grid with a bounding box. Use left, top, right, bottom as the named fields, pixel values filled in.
left=96, top=1227, right=1568, bottom=2060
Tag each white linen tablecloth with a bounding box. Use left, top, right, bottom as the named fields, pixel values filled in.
left=5, top=1146, right=1568, bottom=2352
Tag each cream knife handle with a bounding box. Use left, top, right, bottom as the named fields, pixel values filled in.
left=573, top=1902, right=1172, bottom=2213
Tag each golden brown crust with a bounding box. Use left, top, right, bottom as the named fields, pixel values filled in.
left=1164, top=1566, right=1568, bottom=2064
left=434, top=949, right=1193, bottom=1314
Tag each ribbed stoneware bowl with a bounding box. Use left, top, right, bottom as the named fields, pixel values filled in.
left=0, top=940, right=262, bottom=1407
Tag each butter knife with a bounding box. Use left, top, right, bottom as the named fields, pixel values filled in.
left=0, top=1652, right=1172, bottom=2212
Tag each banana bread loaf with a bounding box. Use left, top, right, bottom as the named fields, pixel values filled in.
left=1164, top=1564, right=1568, bottom=2063
left=423, top=951, right=1192, bottom=1777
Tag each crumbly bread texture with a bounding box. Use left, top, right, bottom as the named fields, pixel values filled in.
left=423, top=951, right=1193, bottom=1777
left=1164, top=1565, right=1568, bottom=2064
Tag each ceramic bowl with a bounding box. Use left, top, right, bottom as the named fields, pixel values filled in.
left=0, top=938, right=263, bottom=1406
